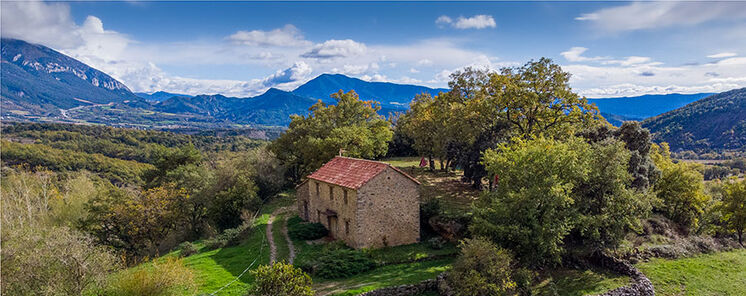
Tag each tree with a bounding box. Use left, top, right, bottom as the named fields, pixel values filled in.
left=447, top=237, right=517, bottom=296
left=473, top=136, right=650, bottom=266
left=83, top=185, right=188, bottom=257
left=490, top=58, right=599, bottom=139
left=473, top=137, right=587, bottom=266
left=270, top=90, right=392, bottom=182
left=651, top=143, right=710, bottom=231
left=250, top=262, right=314, bottom=296
left=722, top=178, right=746, bottom=245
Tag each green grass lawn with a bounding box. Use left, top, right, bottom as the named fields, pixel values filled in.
left=532, top=268, right=631, bottom=296
left=637, top=249, right=746, bottom=296
left=125, top=193, right=297, bottom=296
left=367, top=241, right=458, bottom=265
left=314, top=258, right=454, bottom=296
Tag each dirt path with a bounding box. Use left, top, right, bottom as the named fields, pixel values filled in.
left=266, top=211, right=278, bottom=264
left=282, top=214, right=296, bottom=264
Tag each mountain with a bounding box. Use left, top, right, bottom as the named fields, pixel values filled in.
left=642, top=88, right=746, bottom=152
left=293, top=73, right=447, bottom=108
left=588, top=93, right=713, bottom=122
left=1, top=38, right=141, bottom=116
left=154, top=88, right=315, bottom=126
left=135, top=91, right=192, bottom=101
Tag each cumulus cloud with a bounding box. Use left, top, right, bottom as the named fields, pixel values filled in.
left=435, top=15, right=496, bottom=29
left=707, top=52, right=737, bottom=58
left=227, top=24, right=311, bottom=47
left=261, top=61, right=313, bottom=87
left=301, top=39, right=367, bottom=59
left=560, top=47, right=605, bottom=62
left=576, top=2, right=746, bottom=32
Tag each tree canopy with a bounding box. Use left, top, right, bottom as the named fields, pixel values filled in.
left=271, top=90, right=392, bottom=182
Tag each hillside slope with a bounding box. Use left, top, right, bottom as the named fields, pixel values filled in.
left=588, top=93, right=713, bottom=121
left=642, top=88, right=746, bottom=151
left=1, top=38, right=141, bottom=116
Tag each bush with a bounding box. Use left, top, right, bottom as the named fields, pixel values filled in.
left=427, top=237, right=447, bottom=250
left=204, top=223, right=253, bottom=250
left=178, top=242, right=198, bottom=257
left=302, top=248, right=376, bottom=279
left=104, top=257, right=196, bottom=296
left=249, top=262, right=314, bottom=296
left=1, top=226, right=119, bottom=296
left=288, top=217, right=328, bottom=241
left=447, top=237, right=517, bottom=296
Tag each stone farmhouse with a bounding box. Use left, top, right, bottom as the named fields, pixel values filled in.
left=296, top=156, right=421, bottom=249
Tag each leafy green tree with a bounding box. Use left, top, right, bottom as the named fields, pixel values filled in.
left=83, top=185, right=187, bottom=257
left=474, top=137, right=586, bottom=266
left=489, top=58, right=599, bottom=139
left=651, top=143, right=710, bottom=231
left=250, top=262, right=314, bottom=296
left=447, top=237, right=517, bottom=296
left=270, top=90, right=392, bottom=182
left=473, top=136, right=650, bottom=266
left=721, top=178, right=746, bottom=245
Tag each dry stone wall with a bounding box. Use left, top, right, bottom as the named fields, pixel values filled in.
left=593, top=253, right=655, bottom=296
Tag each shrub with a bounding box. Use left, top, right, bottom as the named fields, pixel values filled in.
left=288, top=219, right=328, bottom=241
left=204, top=223, right=253, bottom=250
left=104, top=257, right=196, bottom=296
left=249, top=262, right=314, bottom=296
left=447, top=237, right=517, bottom=296
left=1, top=226, right=119, bottom=296
left=178, top=242, right=198, bottom=257
left=427, top=237, right=447, bottom=250
left=304, top=248, right=376, bottom=279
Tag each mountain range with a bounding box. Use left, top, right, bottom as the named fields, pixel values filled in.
left=2, top=38, right=744, bottom=151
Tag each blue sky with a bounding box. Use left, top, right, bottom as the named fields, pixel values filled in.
left=3, top=1, right=746, bottom=97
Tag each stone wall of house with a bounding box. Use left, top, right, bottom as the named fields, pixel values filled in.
left=299, top=179, right=359, bottom=246
left=355, top=167, right=420, bottom=249
left=296, top=180, right=310, bottom=220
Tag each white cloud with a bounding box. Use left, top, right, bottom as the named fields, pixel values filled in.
left=560, top=47, right=605, bottom=62
left=262, top=61, right=312, bottom=87
left=409, top=68, right=420, bottom=74
left=227, top=24, right=311, bottom=47
left=602, top=56, right=652, bottom=66
left=435, top=15, right=452, bottom=26
left=417, top=59, right=433, bottom=66
left=436, top=14, right=496, bottom=29
left=576, top=2, right=746, bottom=32
left=707, top=52, right=737, bottom=58
left=301, top=39, right=367, bottom=59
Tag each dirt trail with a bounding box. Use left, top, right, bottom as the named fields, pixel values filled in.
left=282, top=214, right=296, bottom=264
left=266, top=211, right=278, bottom=264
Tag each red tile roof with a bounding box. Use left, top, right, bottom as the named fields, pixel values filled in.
left=307, top=156, right=420, bottom=189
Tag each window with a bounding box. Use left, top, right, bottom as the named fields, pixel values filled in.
left=315, top=182, right=319, bottom=196
left=317, top=210, right=320, bottom=222
left=329, top=185, right=334, bottom=200
left=343, top=189, right=348, bottom=205
left=345, top=220, right=350, bottom=235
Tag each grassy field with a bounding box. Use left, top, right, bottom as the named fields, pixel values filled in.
left=637, top=249, right=746, bottom=296
left=169, top=193, right=295, bottom=295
